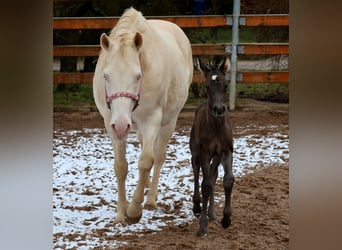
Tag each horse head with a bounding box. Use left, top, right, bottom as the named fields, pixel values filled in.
left=199, top=57, right=230, bottom=118
left=100, top=32, right=144, bottom=139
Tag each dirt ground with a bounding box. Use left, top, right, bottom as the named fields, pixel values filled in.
left=53, top=108, right=289, bottom=249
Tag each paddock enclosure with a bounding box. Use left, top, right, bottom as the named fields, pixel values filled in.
left=53, top=110, right=289, bottom=249
left=53, top=2, right=289, bottom=249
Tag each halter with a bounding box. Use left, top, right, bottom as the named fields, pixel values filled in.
left=105, top=55, right=143, bottom=111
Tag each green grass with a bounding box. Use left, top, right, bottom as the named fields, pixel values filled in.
left=54, top=84, right=95, bottom=106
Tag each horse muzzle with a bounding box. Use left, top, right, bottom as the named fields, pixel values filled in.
left=111, top=116, right=132, bottom=140
left=212, top=104, right=226, bottom=118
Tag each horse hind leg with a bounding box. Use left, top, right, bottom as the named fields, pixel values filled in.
left=137, top=130, right=151, bottom=189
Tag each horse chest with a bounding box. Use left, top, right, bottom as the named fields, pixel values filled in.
left=207, top=138, right=224, bottom=156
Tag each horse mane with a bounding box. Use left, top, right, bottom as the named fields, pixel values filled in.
left=109, top=7, right=147, bottom=52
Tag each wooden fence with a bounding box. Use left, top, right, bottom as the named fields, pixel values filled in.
left=53, top=14, right=289, bottom=85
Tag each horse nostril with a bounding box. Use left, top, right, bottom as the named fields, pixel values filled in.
left=213, top=105, right=226, bottom=116
left=221, top=105, right=226, bottom=113
left=111, top=122, right=131, bottom=139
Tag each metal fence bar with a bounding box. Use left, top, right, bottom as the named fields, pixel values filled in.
left=229, top=0, right=241, bottom=110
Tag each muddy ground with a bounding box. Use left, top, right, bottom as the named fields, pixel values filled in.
left=53, top=108, right=289, bottom=249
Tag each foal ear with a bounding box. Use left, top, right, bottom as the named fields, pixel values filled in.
left=219, top=56, right=231, bottom=73
left=198, top=58, right=210, bottom=77
left=100, top=33, right=112, bottom=51
left=134, top=32, right=143, bottom=51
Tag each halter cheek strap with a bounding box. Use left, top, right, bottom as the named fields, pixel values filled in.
left=105, top=55, right=143, bottom=112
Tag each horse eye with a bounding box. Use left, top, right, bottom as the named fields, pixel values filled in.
left=104, top=74, right=108, bottom=81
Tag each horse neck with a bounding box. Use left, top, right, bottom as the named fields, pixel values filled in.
left=138, top=26, right=162, bottom=72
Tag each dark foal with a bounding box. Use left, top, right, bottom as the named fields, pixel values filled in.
left=189, top=57, right=234, bottom=237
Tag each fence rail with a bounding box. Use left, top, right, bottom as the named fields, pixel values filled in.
left=53, top=43, right=288, bottom=57
left=53, top=14, right=288, bottom=30
left=54, top=71, right=288, bottom=85
left=53, top=14, right=289, bottom=85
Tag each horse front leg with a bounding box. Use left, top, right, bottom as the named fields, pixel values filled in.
left=191, top=153, right=201, bottom=217
left=208, top=156, right=220, bottom=221
left=198, top=156, right=212, bottom=237
left=145, top=117, right=178, bottom=209
left=126, top=113, right=161, bottom=223
left=106, top=122, right=128, bottom=225
left=221, top=151, right=234, bottom=229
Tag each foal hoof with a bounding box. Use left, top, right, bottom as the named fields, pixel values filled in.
left=197, top=231, right=208, bottom=238
left=221, top=217, right=231, bottom=229
left=193, top=205, right=201, bottom=218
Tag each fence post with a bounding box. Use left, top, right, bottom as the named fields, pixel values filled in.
left=229, top=0, right=240, bottom=110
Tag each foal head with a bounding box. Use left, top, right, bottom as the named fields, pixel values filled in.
left=199, top=57, right=230, bottom=118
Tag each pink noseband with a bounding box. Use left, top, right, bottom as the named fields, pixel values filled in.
left=106, top=90, right=140, bottom=111
left=105, top=55, right=143, bottom=111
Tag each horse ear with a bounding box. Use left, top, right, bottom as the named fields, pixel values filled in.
left=100, top=33, right=111, bottom=51
left=198, top=58, right=210, bottom=77
left=134, top=32, right=143, bottom=51
left=219, top=56, right=230, bottom=73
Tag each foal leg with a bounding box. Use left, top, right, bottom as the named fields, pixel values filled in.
left=191, top=153, right=201, bottom=217
left=145, top=117, right=177, bottom=209
left=198, top=156, right=212, bottom=237
left=221, top=151, right=234, bottom=229
left=208, top=156, right=220, bottom=221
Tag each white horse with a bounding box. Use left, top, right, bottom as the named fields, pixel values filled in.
left=93, top=7, right=193, bottom=224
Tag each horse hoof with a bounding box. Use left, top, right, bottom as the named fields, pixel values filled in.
left=197, top=231, right=208, bottom=238
left=193, top=205, right=201, bottom=217
left=209, top=218, right=217, bottom=222
left=194, top=212, right=201, bottom=218
left=208, top=213, right=216, bottom=222
left=125, top=203, right=143, bottom=224
left=221, top=217, right=231, bottom=228
left=112, top=217, right=127, bottom=226
left=125, top=213, right=142, bottom=224
left=144, top=201, right=157, bottom=210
